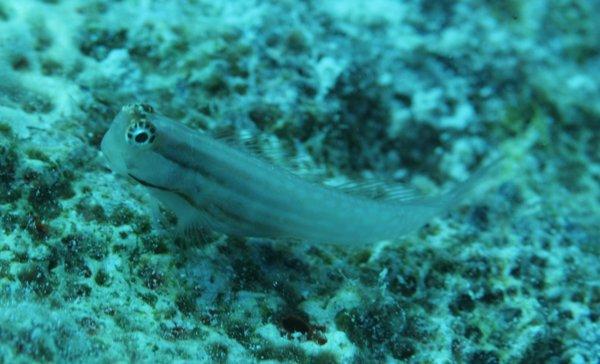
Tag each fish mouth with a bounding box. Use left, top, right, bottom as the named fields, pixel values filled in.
left=102, top=152, right=114, bottom=170
left=100, top=137, right=129, bottom=176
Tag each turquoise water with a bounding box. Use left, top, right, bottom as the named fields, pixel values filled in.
left=0, top=0, right=598, bottom=362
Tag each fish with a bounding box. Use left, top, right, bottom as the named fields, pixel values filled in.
left=101, top=103, right=496, bottom=245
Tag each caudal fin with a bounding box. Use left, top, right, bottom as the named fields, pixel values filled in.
left=440, top=156, right=504, bottom=212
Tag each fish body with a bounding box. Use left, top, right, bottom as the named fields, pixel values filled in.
left=101, top=103, right=489, bottom=245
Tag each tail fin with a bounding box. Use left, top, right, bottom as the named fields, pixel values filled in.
left=440, top=156, right=504, bottom=212
left=388, top=156, right=504, bottom=240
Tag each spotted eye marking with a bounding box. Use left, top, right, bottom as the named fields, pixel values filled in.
left=126, top=120, right=156, bottom=146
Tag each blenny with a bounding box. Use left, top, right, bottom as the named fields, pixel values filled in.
left=101, top=103, right=494, bottom=244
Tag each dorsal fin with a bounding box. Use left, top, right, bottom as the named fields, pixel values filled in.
left=212, top=128, right=292, bottom=166
left=210, top=126, right=423, bottom=202
left=324, top=177, right=423, bottom=202
left=210, top=126, right=325, bottom=181
left=210, top=125, right=243, bottom=145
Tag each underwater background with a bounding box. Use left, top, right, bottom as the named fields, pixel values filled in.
left=0, top=0, right=598, bottom=363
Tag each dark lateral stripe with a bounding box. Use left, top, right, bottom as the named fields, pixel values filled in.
left=158, top=140, right=296, bottom=213
left=157, top=144, right=282, bottom=211
left=128, top=174, right=174, bottom=192
left=128, top=173, right=197, bottom=209
left=129, top=172, right=278, bottom=235
left=156, top=132, right=292, bottom=207
left=157, top=149, right=292, bottom=231
left=159, top=141, right=240, bottom=187
left=154, top=134, right=335, bottom=234
left=206, top=203, right=286, bottom=237
left=158, top=143, right=328, bottom=234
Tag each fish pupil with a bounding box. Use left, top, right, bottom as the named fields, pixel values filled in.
left=135, top=131, right=149, bottom=143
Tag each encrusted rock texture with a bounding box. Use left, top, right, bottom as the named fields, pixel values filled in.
left=0, top=0, right=598, bottom=362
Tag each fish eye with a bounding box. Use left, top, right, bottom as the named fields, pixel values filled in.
left=126, top=120, right=156, bottom=147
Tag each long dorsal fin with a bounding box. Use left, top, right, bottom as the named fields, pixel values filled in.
left=210, top=126, right=424, bottom=202
left=210, top=126, right=326, bottom=180
left=324, top=177, right=423, bottom=202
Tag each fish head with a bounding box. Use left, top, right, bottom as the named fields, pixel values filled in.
left=101, top=103, right=160, bottom=179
